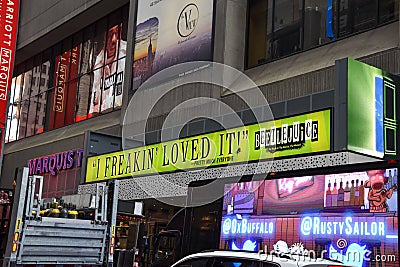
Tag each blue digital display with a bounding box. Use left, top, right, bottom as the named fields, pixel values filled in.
left=326, top=0, right=335, bottom=40
left=375, top=76, right=384, bottom=154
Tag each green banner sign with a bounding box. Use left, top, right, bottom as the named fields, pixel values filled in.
left=347, top=58, right=398, bottom=158
left=86, top=110, right=331, bottom=182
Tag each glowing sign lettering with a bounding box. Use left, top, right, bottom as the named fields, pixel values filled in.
left=222, top=217, right=274, bottom=236
left=301, top=216, right=385, bottom=236
left=27, top=149, right=83, bottom=176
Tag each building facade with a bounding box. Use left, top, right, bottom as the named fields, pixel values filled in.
left=1, top=0, right=399, bottom=266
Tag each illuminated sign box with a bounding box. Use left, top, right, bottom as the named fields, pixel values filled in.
left=220, top=167, right=398, bottom=266
left=0, top=0, right=21, bottom=173
left=345, top=58, right=399, bottom=158
left=86, top=109, right=331, bottom=182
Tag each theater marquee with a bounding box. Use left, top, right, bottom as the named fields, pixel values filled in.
left=86, top=109, right=331, bottom=182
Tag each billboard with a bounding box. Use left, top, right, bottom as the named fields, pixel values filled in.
left=0, top=0, right=20, bottom=171
left=347, top=58, right=398, bottom=158
left=132, top=0, right=214, bottom=90
left=48, top=46, right=80, bottom=129
left=86, top=109, right=331, bottom=182
left=89, top=23, right=126, bottom=116
left=220, top=168, right=398, bottom=267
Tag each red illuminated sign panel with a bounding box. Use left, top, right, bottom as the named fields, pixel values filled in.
left=0, top=0, right=20, bottom=161
left=48, top=46, right=80, bottom=129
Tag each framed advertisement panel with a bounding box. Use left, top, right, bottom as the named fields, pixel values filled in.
left=86, top=109, right=331, bottom=182
left=346, top=58, right=399, bottom=159
left=88, top=23, right=126, bottom=117
left=132, top=0, right=214, bottom=90
left=48, top=46, right=81, bottom=129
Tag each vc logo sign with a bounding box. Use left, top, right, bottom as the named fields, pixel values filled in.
left=177, top=3, right=199, bottom=37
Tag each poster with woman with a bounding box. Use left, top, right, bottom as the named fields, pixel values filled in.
left=89, top=23, right=126, bottom=116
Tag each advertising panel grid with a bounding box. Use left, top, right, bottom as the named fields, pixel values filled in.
left=220, top=167, right=398, bottom=267
left=4, top=7, right=128, bottom=143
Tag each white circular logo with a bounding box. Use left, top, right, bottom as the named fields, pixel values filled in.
left=177, top=3, right=199, bottom=37
left=336, top=238, right=348, bottom=249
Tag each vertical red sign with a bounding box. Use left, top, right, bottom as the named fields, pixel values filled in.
left=48, top=45, right=80, bottom=129
left=0, top=0, right=21, bottom=172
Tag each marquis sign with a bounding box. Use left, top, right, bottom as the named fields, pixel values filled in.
left=86, top=109, right=331, bottom=182
left=28, top=149, right=84, bottom=176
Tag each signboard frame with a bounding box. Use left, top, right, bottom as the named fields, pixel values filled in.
left=335, top=58, right=400, bottom=160
left=0, top=0, right=21, bottom=176
left=86, top=109, right=332, bottom=183
left=131, top=0, right=216, bottom=91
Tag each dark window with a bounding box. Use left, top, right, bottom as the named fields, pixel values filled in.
left=41, top=64, right=47, bottom=74
left=247, top=0, right=399, bottom=68
left=352, top=0, right=377, bottom=32
left=379, top=0, right=399, bottom=23
left=272, top=0, right=303, bottom=58
left=247, top=0, right=271, bottom=66
left=28, top=74, right=32, bottom=87
left=40, top=78, right=45, bottom=86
